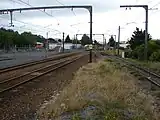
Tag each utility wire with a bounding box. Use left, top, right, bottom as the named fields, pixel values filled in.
left=9, top=0, right=26, bottom=6
left=150, top=1, right=160, bottom=9
left=9, top=0, right=78, bottom=36
left=53, top=0, right=81, bottom=35
left=9, top=0, right=32, bottom=21
left=4, top=0, right=61, bottom=32
left=0, top=19, right=59, bottom=35
left=13, top=0, right=58, bottom=21
left=0, top=16, right=60, bottom=34
left=71, top=9, right=77, bottom=17
left=55, top=0, right=65, bottom=5
left=125, top=0, right=156, bottom=25
left=149, top=1, right=160, bottom=16
left=13, top=0, right=76, bottom=34
left=14, top=19, right=60, bottom=33
left=54, top=0, right=78, bottom=21
left=54, top=0, right=77, bottom=18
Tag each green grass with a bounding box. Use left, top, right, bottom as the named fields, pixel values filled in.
left=72, top=113, right=81, bottom=120
left=104, top=49, right=124, bottom=56
left=70, top=101, right=148, bottom=120
left=127, top=58, right=160, bottom=73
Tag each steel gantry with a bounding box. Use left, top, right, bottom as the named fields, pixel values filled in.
left=120, top=5, right=148, bottom=60
left=0, top=5, right=93, bottom=62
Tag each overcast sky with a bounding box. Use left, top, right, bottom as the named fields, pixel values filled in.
left=0, top=0, right=160, bottom=42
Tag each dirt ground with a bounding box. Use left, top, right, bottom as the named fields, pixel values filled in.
left=0, top=52, right=99, bottom=120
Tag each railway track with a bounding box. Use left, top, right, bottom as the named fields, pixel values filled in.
left=0, top=51, right=80, bottom=74
left=116, top=57, right=160, bottom=88
left=0, top=53, right=85, bottom=94
left=103, top=54, right=160, bottom=88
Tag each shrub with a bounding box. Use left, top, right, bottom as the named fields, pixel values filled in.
left=126, top=41, right=160, bottom=61
left=132, top=44, right=145, bottom=60
left=149, top=51, right=160, bottom=61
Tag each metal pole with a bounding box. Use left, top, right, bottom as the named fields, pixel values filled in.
left=120, top=5, right=148, bottom=60
left=10, top=11, right=13, bottom=27
left=76, top=34, right=78, bottom=49
left=103, top=34, right=105, bottom=50
left=76, top=34, right=78, bottom=40
left=118, top=26, right=120, bottom=56
left=108, top=36, right=111, bottom=50
left=46, top=32, right=48, bottom=58
left=76, top=34, right=78, bottom=48
left=72, top=35, right=74, bottom=48
left=0, top=5, right=92, bottom=12
left=105, top=39, right=106, bottom=50
left=75, top=35, right=77, bottom=49
left=114, top=35, right=116, bottom=55
left=62, top=32, right=64, bottom=52
left=145, top=6, right=148, bottom=61
left=89, top=7, right=93, bottom=63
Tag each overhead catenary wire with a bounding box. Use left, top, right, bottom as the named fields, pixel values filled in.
left=0, top=22, right=61, bottom=38
left=54, top=0, right=80, bottom=31
left=10, top=0, right=59, bottom=21
left=1, top=0, right=62, bottom=35
left=55, top=0, right=65, bottom=6
left=150, top=1, right=160, bottom=9
left=123, top=0, right=158, bottom=26
left=7, top=0, right=86, bottom=38
left=17, top=0, right=80, bottom=37
left=0, top=15, right=61, bottom=34
left=149, top=1, right=160, bottom=16
left=9, top=0, right=26, bottom=6
left=8, top=0, right=63, bottom=35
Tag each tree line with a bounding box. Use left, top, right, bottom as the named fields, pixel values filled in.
left=0, top=28, right=44, bottom=50
left=0, top=27, right=102, bottom=51
left=107, top=27, right=160, bottom=61
left=64, top=34, right=102, bottom=46
left=125, top=27, right=160, bottom=61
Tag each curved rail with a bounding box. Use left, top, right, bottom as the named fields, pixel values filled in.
left=116, top=57, right=160, bottom=88
left=102, top=54, right=160, bottom=88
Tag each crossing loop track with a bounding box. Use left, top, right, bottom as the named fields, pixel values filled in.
left=103, top=54, right=160, bottom=88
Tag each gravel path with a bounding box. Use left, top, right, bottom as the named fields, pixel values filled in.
left=0, top=53, right=91, bottom=120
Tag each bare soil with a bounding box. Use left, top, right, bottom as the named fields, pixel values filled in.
left=0, top=53, right=96, bottom=120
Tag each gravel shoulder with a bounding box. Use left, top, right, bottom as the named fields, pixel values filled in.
left=37, top=56, right=159, bottom=120
left=0, top=53, right=92, bottom=120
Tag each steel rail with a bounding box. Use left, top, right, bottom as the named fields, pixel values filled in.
left=116, top=57, right=160, bottom=88
left=0, top=54, right=84, bottom=93
left=0, top=57, right=71, bottom=84
left=101, top=53, right=160, bottom=88
left=0, top=52, right=79, bottom=74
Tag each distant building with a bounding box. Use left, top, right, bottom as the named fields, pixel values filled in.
left=35, top=42, right=43, bottom=49
left=120, top=41, right=126, bottom=44
left=48, top=42, right=82, bottom=51
left=119, top=43, right=129, bottom=48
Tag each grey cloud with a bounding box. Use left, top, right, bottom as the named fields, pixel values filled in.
left=0, top=0, right=119, bottom=16
left=29, top=0, right=117, bottom=13
left=0, top=0, right=137, bottom=25
left=0, top=0, right=135, bottom=18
